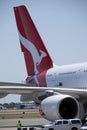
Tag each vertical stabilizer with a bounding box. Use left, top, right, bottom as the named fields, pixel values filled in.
left=14, top=5, right=53, bottom=76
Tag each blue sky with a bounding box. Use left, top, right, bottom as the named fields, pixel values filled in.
left=0, top=0, right=87, bottom=103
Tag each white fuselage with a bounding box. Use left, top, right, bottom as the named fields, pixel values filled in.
left=46, top=62, right=87, bottom=89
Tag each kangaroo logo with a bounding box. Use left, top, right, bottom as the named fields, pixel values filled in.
left=19, top=32, right=47, bottom=74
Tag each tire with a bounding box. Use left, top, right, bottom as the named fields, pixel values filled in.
left=71, top=127, right=78, bottom=130
left=23, top=128, right=27, bottom=130
left=48, top=128, right=54, bottom=130
left=29, top=128, right=34, bottom=130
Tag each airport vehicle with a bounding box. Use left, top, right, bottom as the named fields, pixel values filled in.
left=0, top=5, right=87, bottom=121
left=81, top=122, right=87, bottom=130
left=42, top=119, right=82, bottom=130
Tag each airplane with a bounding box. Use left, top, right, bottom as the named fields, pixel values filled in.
left=0, top=5, right=87, bottom=121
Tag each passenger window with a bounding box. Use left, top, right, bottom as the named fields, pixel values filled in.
left=55, top=121, right=62, bottom=125
left=71, top=120, right=80, bottom=124
left=63, top=121, right=68, bottom=124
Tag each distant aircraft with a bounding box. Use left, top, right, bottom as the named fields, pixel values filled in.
left=0, top=5, right=87, bottom=121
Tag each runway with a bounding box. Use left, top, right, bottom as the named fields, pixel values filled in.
left=0, top=109, right=41, bottom=119
left=0, top=118, right=50, bottom=130
left=0, top=109, right=50, bottom=130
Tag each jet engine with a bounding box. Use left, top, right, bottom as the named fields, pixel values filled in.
left=39, top=95, right=79, bottom=121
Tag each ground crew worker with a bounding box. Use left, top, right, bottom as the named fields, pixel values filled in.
left=17, top=120, right=22, bottom=130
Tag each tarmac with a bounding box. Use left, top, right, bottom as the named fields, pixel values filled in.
left=0, top=118, right=50, bottom=130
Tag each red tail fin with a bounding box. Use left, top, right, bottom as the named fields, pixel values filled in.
left=14, top=5, right=53, bottom=76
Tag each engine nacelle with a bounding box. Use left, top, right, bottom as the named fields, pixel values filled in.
left=39, top=95, right=79, bottom=121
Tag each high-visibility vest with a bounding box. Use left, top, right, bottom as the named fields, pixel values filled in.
left=17, top=122, right=21, bottom=128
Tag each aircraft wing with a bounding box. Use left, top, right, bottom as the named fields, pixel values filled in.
left=0, top=85, right=87, bottom=100
left=0, top=82, right=30, bottom=86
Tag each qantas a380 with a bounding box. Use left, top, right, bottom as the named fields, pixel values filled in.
left=0, top=5, right=87, bottom=121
